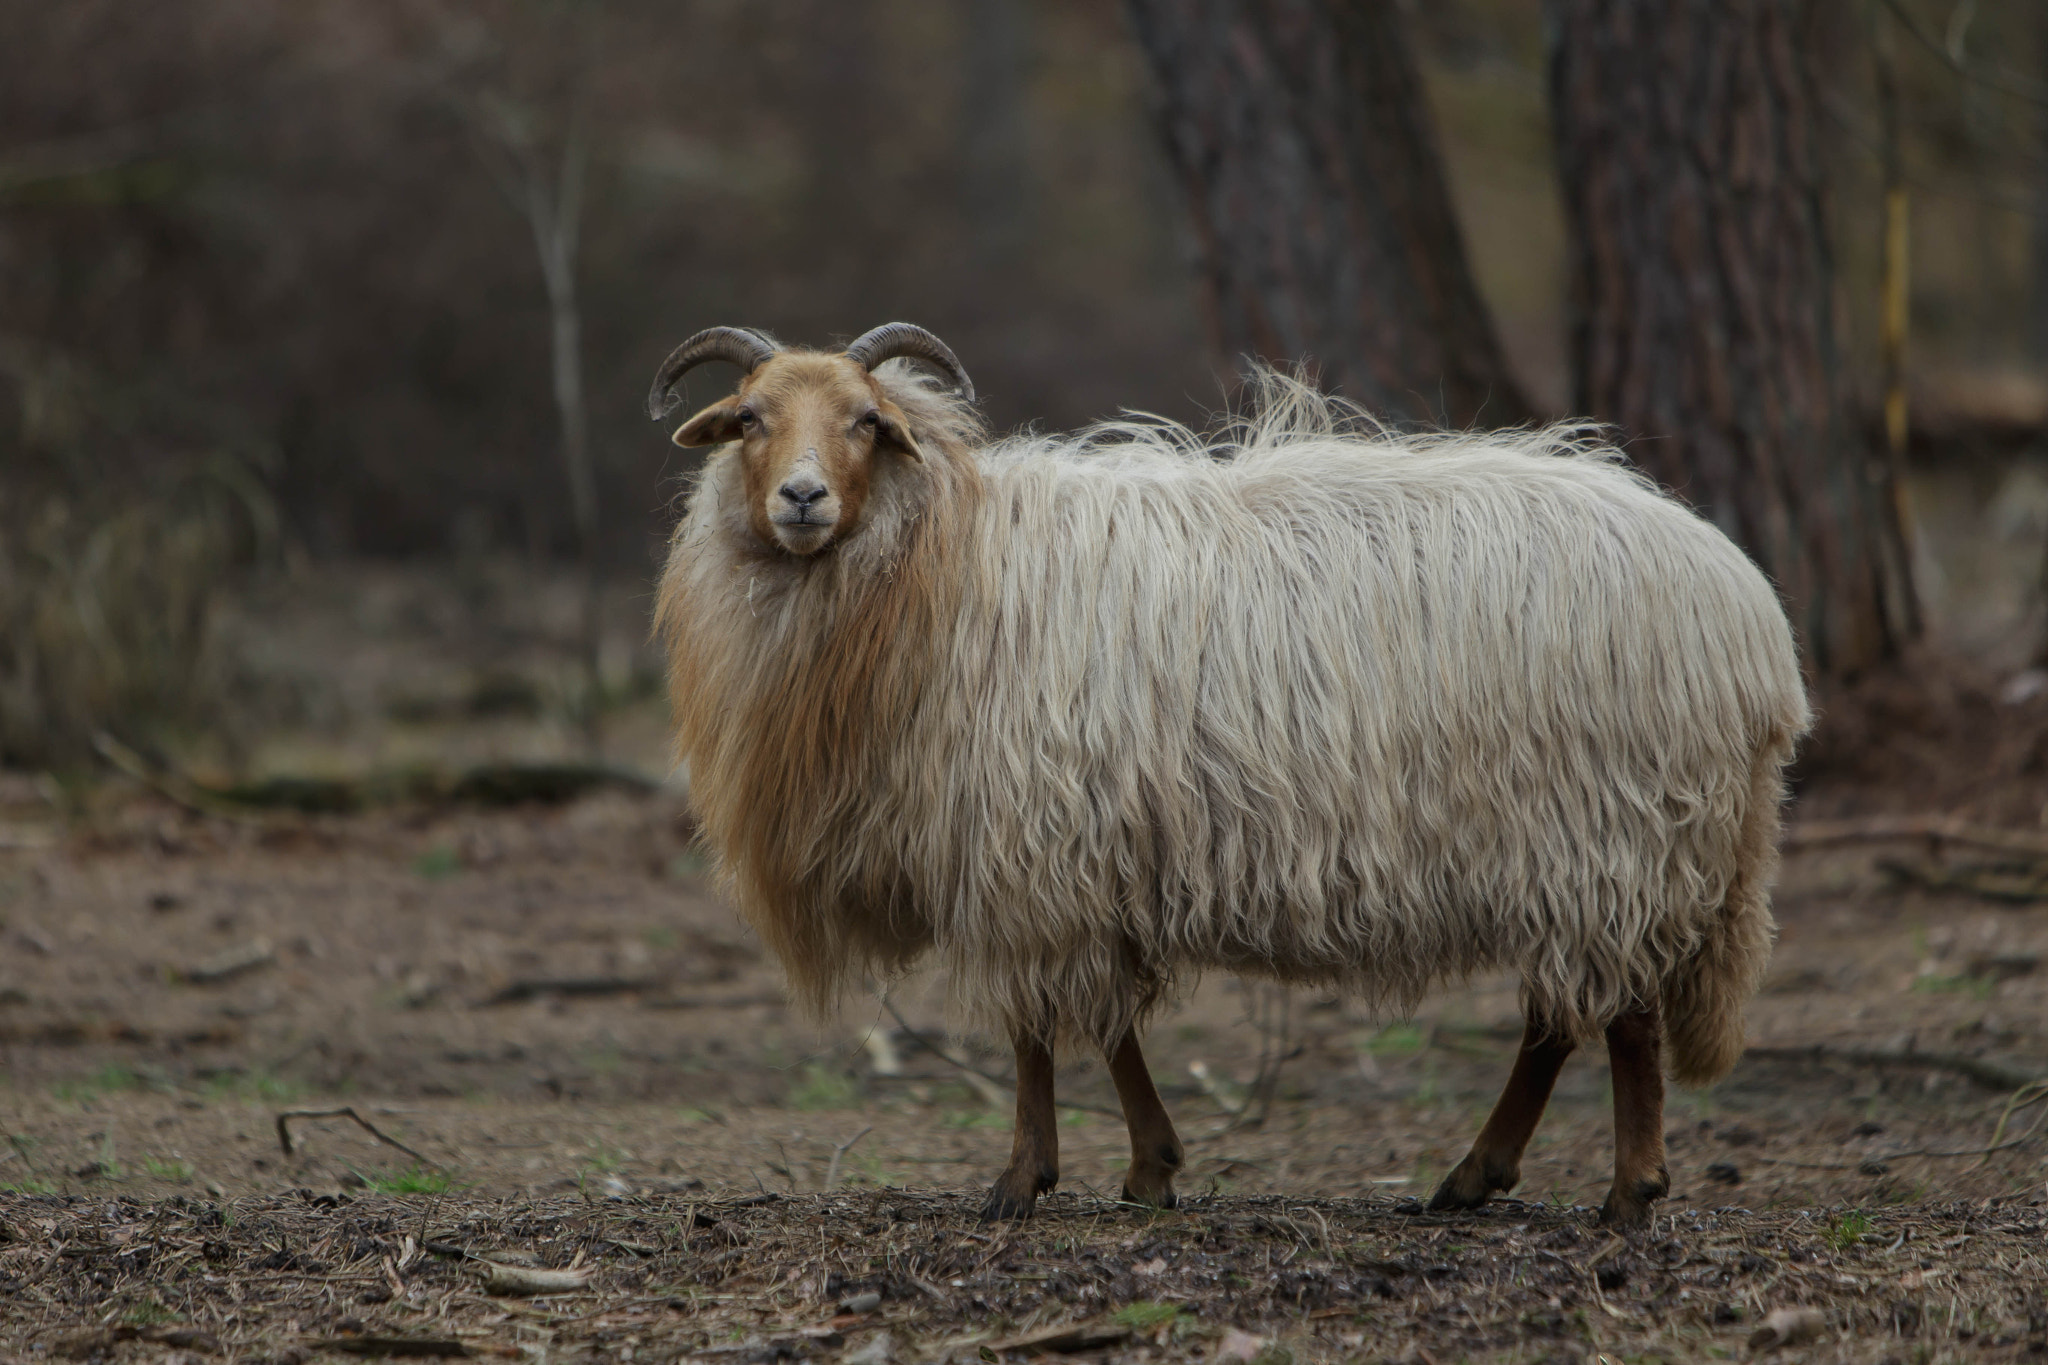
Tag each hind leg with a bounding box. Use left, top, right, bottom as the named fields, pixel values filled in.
left=1105, top=1028, right=1183, bottom=1208
left=1599, top=1004, right=1671, bottom=1228
left=981, top=1028, right=1059, bottom=1222
left=1430, top=1019, right=1574, bottom=1210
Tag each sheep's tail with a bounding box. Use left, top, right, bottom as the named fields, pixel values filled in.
left=1661, top=736, right=1795, bottom=1087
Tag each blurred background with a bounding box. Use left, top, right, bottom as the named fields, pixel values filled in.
left=1, top=0, right=2045, bottom=788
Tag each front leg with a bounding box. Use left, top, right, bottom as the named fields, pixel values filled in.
left=1106, top=1028, right=1183, bottom=1208
left=981, top=1028, right=1059, bottom=1221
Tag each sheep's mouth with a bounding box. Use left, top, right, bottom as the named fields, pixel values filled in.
left=770, top=520, right=836, bottom=555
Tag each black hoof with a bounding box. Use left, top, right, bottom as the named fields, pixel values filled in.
left=979, top=1191, right=1037, bottom=1223
left=1428, top=1157, right=1512, bottom=1212
left=1597, top=1170, right=1669, bottom=1229
left=1120, top=1185, right=1179, bottom=1210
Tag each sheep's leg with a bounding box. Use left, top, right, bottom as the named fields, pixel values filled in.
left=980, top=1030, right=1059, bottom=1222
left=1598, top=1004, right=1671, bottom=1229
left=1428, top=1021, right=1574, bottom=1210
left=1105, top=1029, right=1183, bottom=1208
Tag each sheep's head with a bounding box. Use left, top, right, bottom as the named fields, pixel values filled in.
left=649, top=324, right=973, bottom=557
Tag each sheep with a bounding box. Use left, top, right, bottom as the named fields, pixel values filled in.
left=646, top=322, right=1811, bottom=1228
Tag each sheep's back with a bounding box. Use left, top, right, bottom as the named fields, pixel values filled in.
left=907, top=428, right=1807, bottom=1043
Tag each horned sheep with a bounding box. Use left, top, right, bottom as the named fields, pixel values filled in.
left=647, top=323, right=1810, bottom=1227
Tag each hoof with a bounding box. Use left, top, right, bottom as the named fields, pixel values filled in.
left=1596, top=1169, right=1669, bottom=1229
left=1120, top=1183, right=1179, bottom=1210
left=980, top=1164, right=1056, bottom=1223
left=1428, top=1155, right=1515, bottom=1212
left=979, top=1188, right=1038, bottom=1223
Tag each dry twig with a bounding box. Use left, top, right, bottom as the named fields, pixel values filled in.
left=275, top=1107, right=438, bottom=1168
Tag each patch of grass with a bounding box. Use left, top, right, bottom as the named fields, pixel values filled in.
left=412, top=844, right=462, bottom=879
left=1060, top=1108, right=1091, bottom=1127
left=786, top=1061, right=860, bottom=1111
left=940, top=1108, right=1010, bottom=1130
left=143, top=1155, right=194, bottom=1183
left=665, top=850, right=709, bottom=881
left=642, top=924, right=680, bottom=951
left=1363, top=1023, right=1427, bottom=1057
left=1113, top=1301, right=1185, bottom=1332
left=54, top=1063, right=143, bottom=1101
left=575, top=1144, right=626, bottom=1175
left=1911, top=973, right=1995, bottom=1000
left=362, top=1167, right=451, bottom=1196
left=203, top=1069, right=303, bottom=1103
left=1826, top=1210, right=1872, bottom=1250
left=1, top=1176, right=60, bottom=1195
left=118, top=1300, right=178, bottom=1328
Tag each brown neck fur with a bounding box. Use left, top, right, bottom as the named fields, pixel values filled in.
left=655, top=381, right=984, bottom=1012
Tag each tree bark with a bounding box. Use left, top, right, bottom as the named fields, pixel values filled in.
left=1546, top=0, right=1917, bottom=675
left=1122, top=0, right=1530, bottom=427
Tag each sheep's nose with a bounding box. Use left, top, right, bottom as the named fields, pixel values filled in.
left=778, top=474, right=829, bottom=509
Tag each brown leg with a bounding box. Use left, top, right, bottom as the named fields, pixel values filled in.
left=980, top=1029, right=1059, bottom=1222
left=1429, top=1020, right=1574, bottom=1210
left=1105, top=1029, right=1183, bottom=1208
left=1598, top=1004, right=1671, bottom=1229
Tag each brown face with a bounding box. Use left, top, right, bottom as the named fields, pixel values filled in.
left=672, top=353, right=924, bottom=556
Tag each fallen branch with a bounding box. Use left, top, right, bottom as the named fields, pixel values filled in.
left=878, top=999, right=1121, bottom=1117
left=94, top=733, right=266, bottom=823
left=305, top=1336, right=477, bottom=1358
left=640, top=991, right=784, bottom=1011
left=480, top=977, right=660, bottom=1006
left=1744, top=1044, right=2040, bottom=1093
left=276, top=1107, right=439, bottom=1168
left=477, top=1261, right=593, bottom=1295
left=96, top=732, right=663, bottom=818
left=1784, top=814, right=2048, bottom=860
left=1880, top=857, right=2048, bottom=903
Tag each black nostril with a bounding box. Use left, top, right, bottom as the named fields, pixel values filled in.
left=779, top=482, right=828, bottom=508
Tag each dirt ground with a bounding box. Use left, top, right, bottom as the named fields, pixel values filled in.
left=4, top=769, right=2048, bottom=1363
left=3, top=546, right=2048, bottom=1363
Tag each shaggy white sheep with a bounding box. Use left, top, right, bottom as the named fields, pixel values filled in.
left=648, top=324, right=1810, bottom=1227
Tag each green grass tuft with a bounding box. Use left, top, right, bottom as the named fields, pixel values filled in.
left=143, top=1155, right=194, bottom=1183
left=412, top=844, right=462, bottom=879
left=363, top=1167, right=452, bottom=1195
left=1827, top=1210, right=1872, bottom=1250
left=1113, top=1301, right=1184, bottom=1332
left=786, top=1061, right=860, bottom=1111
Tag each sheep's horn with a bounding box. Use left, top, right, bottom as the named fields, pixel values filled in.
left=646, top=327, right=781, bottom=419
left=843, top=323, right=975, bottom=405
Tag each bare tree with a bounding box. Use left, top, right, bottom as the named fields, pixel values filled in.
left=458, top=30, right=604, bottom=750
left=1121, top=0, right=1530, bottom=427
left=1545, top=0, right=1918, bottom=675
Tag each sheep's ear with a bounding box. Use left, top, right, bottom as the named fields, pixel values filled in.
left=873, top=404, right=924, bottom=463
left=673, top=398, right=744, bottom=448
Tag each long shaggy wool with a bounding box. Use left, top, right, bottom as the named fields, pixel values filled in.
left=657, top=368, right=1811, bottom=1085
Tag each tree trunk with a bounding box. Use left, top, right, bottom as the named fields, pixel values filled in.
left=2033, top=11, right=2048, bottom=363
left=1121, top=0, right=1530, bottom=427
left=1546, top=0, right=1917, bottom=676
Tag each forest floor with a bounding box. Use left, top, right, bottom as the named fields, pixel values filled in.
left=3, top=563, right=2048, bottom=1363
left=3, top=776, right=2048, bottom=1364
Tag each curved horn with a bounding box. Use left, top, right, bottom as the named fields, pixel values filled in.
left=646, top=327, right=781, bottom=419
left=843, top=323, right=975, bottom=404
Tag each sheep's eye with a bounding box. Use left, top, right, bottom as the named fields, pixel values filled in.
left=737, top=408, right=758, bottom=429
left=861, top=411, right=880, bottom=429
